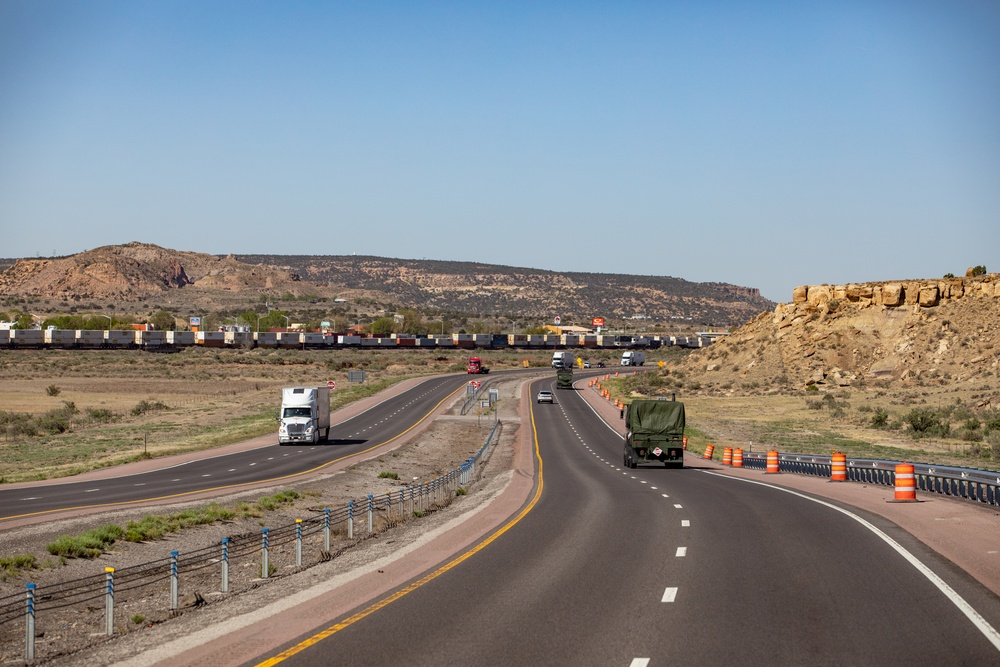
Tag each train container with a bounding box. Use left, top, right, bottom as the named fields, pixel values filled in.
left=581, top=335, right=598, bottom=348
left=0, top=329, right=10, bottom=347
left=338, top=335, right=362, bottom=346
left=45, top=329, right=78, bottom=347
left=11, top=330, right=44, bottom=347
left=301, top=333, right=326, bottom=348
left=491, top=334, right=509, bottom=348
left=76, top=330, right=106, bottom=348
left=597, top=335, right=618, bottom=348
left=255, top=332, right=279, bottom=347
left=453, top=333, right=475, bottom=349
left=166, top=331, right=195, bottom=346
left=526, top=334, right=545, bottom=348
left=107, top=330, right=137, bottom=347
left=223, top=331, right=255, bottom=347
left=471, top=334, right=491, bottom=348
left=432, top=335, right=455, bottom=348
left=276, top=332, right=303, bottom=348
left=415, top=337, right=436, bottom=347
left=510, top=334, right=529, bottom=348
left=360, top=337, right=380, bottom=347
left=377, top=337, right=396, bottom=347
left=139, top=331, right=167, bottom=347
left=542, top=335, right=560, bottom=348
left=396, top=336, right=416, bottom=347
left=196, top=331, right=226, bottom=347
left=561, top=334, right=580, bottom=347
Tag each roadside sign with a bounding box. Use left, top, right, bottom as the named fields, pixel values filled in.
left=468, top=380, right=482, bottom=389
left=591, top=317, right=605, bottom=328
left=327, top=380, right=336, bottom=390
left=554, top=316, right=561, bottom=325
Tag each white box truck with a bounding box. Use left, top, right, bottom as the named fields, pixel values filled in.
left=278, top=386, right=331, bottom=445
left=552, top=351, right=575, bottom=368
left=621, top=350, right=645, bottom=366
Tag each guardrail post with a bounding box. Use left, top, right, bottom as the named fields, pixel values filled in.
left=221, top=539, right=229, bottom=593
left=323, top=509, right=331, bottom=553
left=261, top=528, right=270, bottom=578
left=170, top=551, right=179, bottom=610
left=348, top=501, right=354, bottom=539
left=105, top=567, right=115, bottom=635
left=295, top=519, right=303, bottom=567
left=25, top=583, right=36, bottom=662
left=367, top=494, right=374, bottom=533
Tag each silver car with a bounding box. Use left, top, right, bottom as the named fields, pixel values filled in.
left=536, top=390, right=554, bottom=404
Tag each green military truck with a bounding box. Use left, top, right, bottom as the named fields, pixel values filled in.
left=624, top=398, right=686, bottom=468
left=556, top=364, right=574, bottom=389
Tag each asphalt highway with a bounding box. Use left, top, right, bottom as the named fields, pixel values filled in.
left=0, top=374, right=473, bottom=523
left=262, top=377, right=1000, bottom=666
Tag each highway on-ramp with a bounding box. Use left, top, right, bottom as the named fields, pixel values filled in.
left=257, top=377, right=1000, bottom=666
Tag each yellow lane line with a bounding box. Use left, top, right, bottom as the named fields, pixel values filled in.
left=254, top=399, right=546, bottom=666
left=0, top=384, right=465, bottom=523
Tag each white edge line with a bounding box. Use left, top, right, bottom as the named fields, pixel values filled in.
left=703, top=470, right=1000, bottom=652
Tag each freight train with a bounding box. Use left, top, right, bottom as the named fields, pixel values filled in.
left=0, top=329, right=715, bottom=351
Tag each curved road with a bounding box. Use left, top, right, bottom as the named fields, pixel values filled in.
left=0, top=374, right=479, bottom=523
left=260, top=377, right=1000, bottom=666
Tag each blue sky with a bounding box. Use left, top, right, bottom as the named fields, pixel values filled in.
left=2, top=1, right=997, bottom=302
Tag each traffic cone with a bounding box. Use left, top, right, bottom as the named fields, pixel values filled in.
left=765, top=450, right=780, bottom=474
left=703, top=444, right=715, bottom=460
left=831, top=452, right=847, bottom=482
left=892, top=462, right=917, bottom=502
left=733, top=448, right=743, bottom=467
left=722, top=447, right=733, bottom=465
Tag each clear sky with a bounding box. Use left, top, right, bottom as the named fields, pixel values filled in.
left=2, top=1, right=997, bottom=302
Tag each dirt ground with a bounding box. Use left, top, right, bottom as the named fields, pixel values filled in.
left=0, top=375, right=529, bottom=666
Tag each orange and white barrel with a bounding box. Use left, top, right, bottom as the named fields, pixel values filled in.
left=894, top=462, right=917, bottom=501
left=733, top=448, right=744, bottom=468
left=703, top=444, right=715, bottom=460
left=722, top=447, right=733, bottom=465
left=831, top=453, right=847, bottom=482
left=682, top=436, right=688, bottom=451
left=766, top=450, right=780, bottom=474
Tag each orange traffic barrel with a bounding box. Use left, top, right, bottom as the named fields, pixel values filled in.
left=893, top=462, right=917, bottom=501
left=703, top=444, right=715, bottom=460
left=831, top=452, right=847, bottom=482
left=722, top=447, right=733, bottom=465
left=682, top=436, right=688, bottom=451
left=765, top=450, right=780, bottom=474
left=733, top=448, right=744, bottom=467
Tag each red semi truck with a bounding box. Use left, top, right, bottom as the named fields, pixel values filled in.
left=467, top=357, right=490, bottom=374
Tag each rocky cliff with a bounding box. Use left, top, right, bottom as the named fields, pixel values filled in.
left=681, top=273, right=1000, bottom=394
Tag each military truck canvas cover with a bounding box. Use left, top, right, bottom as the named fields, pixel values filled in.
left=628, top=400, right=685, bottom=438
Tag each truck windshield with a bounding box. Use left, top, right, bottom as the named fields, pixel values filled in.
left=283, top=407, right=312, bottom=418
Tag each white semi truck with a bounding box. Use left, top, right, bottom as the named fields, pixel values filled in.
left=620, top=350, right=646, bottom=366
left=278, top=386, right=331, bottom=445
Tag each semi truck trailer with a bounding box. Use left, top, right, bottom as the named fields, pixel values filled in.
left=624, top=398, right=685, bottom=468
left=278, top=386, right=331, bottom=445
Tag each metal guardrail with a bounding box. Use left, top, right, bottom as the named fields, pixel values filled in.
left=740, top=451, right=1000, bottom=506
left=1, top=420, right=504, bottom=660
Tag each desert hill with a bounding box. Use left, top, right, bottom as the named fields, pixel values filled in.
left=0, top=242, right=773, bottom=325
left=676, top=274, right=1000, bottom=397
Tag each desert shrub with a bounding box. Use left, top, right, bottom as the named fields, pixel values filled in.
left=131, top=399, right=169, bottom=416
left=870, top=408, right=889, bottom=429
left=963, top=418, right=981, bottom=432
left=904, top=408, right=950, bottom=438
left=857, top=404, right=873, bottom=413
left=45, top=384, right=61, bottom=397
left=806, top=399, right=824, bottom=410
left=47, top=524, right=124, bottom=559
left=959, top=429, right=983, bottom=442
left=86, top=408, right=115, bottom=423
left=805, top=384, right=819, bottom=392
